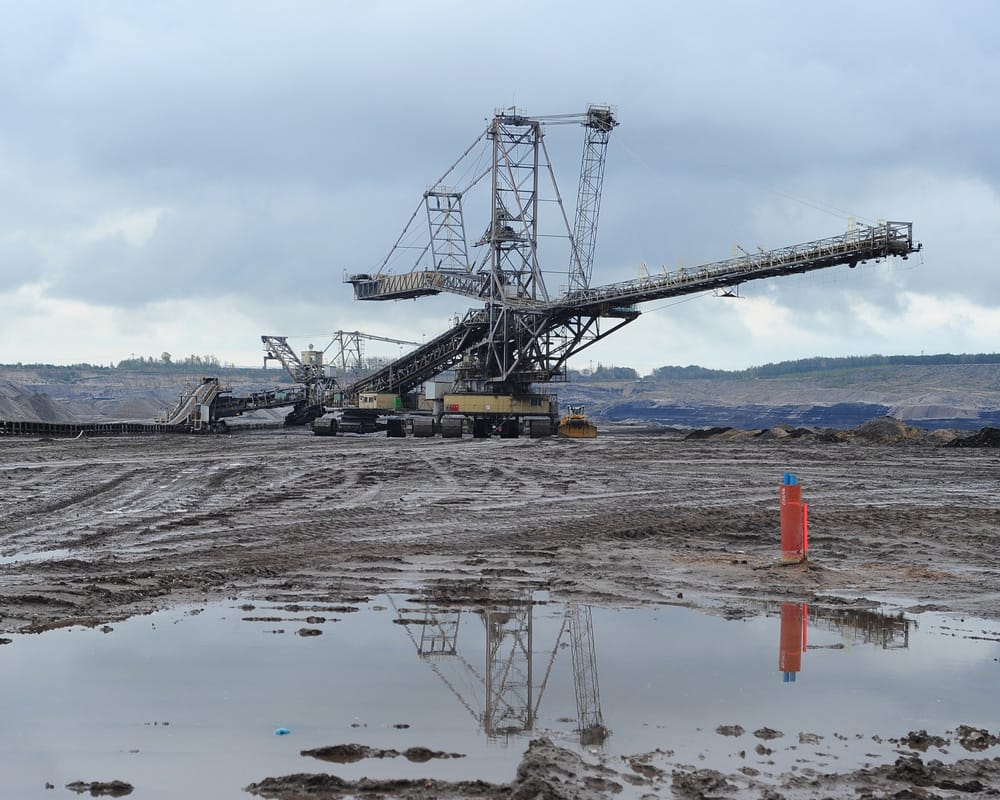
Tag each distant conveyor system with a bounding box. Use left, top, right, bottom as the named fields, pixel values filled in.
left=158, top=377, right=225, bottom=428
left=158, top=377, right=309, bottom=431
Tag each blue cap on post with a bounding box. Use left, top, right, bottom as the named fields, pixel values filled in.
left=782, top=472, right=798, bottom=486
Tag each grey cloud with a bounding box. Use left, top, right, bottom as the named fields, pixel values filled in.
left=0, top=239, right=46, bottom=290
left=2, top=0, right=999, bottom=365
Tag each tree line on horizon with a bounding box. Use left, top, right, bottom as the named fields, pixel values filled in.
left=569, top=352, right=1000, bottom=382
left=4, top=351, right=999, bottom=383
left=115, top=353, right=227, bottom=369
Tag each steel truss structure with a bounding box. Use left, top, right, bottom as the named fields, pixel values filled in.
left=344, top=107, right=921, bottom=402
left=262, top=330, right=420, bottom=409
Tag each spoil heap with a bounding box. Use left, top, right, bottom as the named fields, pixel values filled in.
left=946, top=427, right=1000, bottom=448
left=0, top=380, right=78, bottom=423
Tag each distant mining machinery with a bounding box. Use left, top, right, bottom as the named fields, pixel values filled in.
left=344, top=105, right=921, bottom=432
left=261, top=336, right=333, bottom=425
left=261, top=331, right=418, bottom=425
left=157, top=376, right=307, bottom=432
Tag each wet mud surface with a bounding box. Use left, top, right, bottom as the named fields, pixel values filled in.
left=2, top=428, right=999, bottom=797
left=244, top=738, right=1000, bottom=800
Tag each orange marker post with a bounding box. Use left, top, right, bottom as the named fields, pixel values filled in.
left=780, top=472, right=807, bottom=563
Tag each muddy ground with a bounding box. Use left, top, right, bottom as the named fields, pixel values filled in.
left=2, top=426, right=999, bottom=797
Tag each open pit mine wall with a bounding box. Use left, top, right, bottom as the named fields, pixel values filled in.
left=598, top=401, right=1000, bottom=431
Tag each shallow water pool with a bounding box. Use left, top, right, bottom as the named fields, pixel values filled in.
left=0, top=594, right=997, bottom=798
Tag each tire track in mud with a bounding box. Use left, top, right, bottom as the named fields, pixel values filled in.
left=3, top=431, right=1000, bottom=631
left=54, top=465, right=243, bottom=552
left=3, top=445, right=305, bottom=561
left=0, top=469, right=136, bottom=528
left=0, top=468, right=154, bottom=560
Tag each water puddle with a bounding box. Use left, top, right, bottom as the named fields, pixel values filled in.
left=0, top=547, right=73, bottom=566
left=1, top=594, right=998, bottom=799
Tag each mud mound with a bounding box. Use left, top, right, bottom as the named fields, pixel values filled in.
left=301, top=744, right=464, bottom=764
left=247, top=737, right=1000, bottom=800
left=955, top=724, right=1000, bottom=751
left=710, top=428, right=759, bottom=441
left=247, top=737, right=620, bottom=800
left=64, top=780, right=133, bottom=797
left=756, top=426, right=824, bottom=440
left=685, top=426, right=733, bottom=440
left=854, top=415, right=925, bottom=444
left=0, top=380, right=78, bottom=423
left=926, top=428, right=965, bottom=445
left=946, top=426, right=1000, bottom=448
left=685, top=418, right=942, bottom=445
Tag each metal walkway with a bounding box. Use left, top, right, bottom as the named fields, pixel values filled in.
left=349, top=221, right=917, bottom=311
left=562, top=221, right=918, bottom=313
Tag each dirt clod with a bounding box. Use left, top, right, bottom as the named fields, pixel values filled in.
left=896, top=730, right=949, bottom=752
left=259, top=738, right=624, bottom=800
left=300, top=744, right=465, bottom=764
left=65, top=781, right=133, bottom=797
left=302, top=744, right=369, bottom=763
left=670, top=767, right=734, bottom=797
left=946, top=427, right=1000, bottom=448
left=955, top=725, right=998, bottom=752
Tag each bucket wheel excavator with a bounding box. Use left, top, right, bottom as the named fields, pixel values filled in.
left=342, top=105, right=921, bottom=432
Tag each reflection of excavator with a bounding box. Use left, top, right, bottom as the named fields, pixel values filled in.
left=396, top=596, right=607, bottom=745
left=558, top=604, right=607, bottom=745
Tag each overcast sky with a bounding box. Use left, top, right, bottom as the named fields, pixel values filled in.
left=1, top=1, right=998, bottom=374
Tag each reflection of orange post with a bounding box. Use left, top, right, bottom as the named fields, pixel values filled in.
left=780, top=473, right=807, bottom=563
left=779, top=602, right=807, bottom=682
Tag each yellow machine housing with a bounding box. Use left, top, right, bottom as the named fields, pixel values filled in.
left=558, top=405, right=598, bottom=438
